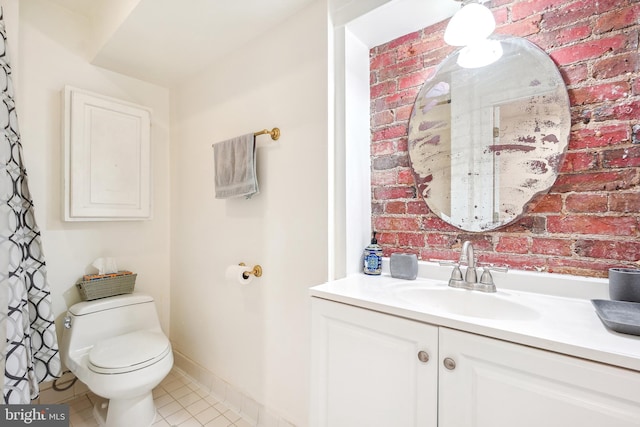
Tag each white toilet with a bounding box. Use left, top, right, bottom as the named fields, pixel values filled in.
left=61, top=293, right=173, bottom=427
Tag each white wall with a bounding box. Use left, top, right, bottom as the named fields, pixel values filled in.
left=16, top=0, right=171, bottom=333
left=331, top=0, right=460, bottom=278
left=169, top=1, right=328, bottom=424
left=5, top=0, right=456, bottom=422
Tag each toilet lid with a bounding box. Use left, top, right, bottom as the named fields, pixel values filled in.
left=89, top=331, right=170, bottom=374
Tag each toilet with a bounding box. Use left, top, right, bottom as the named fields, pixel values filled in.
left=61, top=293, right=173, bottom=427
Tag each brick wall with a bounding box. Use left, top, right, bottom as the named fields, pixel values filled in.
left=370, top=0, right=640, bottom=277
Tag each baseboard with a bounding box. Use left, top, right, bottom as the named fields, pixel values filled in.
left=172, top=349, right=297, bottom=427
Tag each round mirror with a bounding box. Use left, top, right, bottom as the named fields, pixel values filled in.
left=408, top=36, right=570, bottom=232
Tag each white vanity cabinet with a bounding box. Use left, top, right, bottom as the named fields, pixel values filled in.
left=310, top=297, right=438, bottom=427
left=439, top=328, right=640, bottom=427
left=311, top=297, right=640, bottom=427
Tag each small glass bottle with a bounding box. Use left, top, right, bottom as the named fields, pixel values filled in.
left=363, top=231, right=383, bottom=275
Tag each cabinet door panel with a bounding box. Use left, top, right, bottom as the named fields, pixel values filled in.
left=440, top=328, right=640, bottom=427
left=64, top=86, right=151, bottom=220
left=311, top=298, right=438, bottom=427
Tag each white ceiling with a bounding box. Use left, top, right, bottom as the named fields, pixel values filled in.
left=49, top=0, right=100, bottom=17
left=48, top=0, right=457, bottom=88
left=50, top=0, right=318, bottom=87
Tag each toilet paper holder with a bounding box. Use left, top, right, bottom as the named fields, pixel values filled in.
left=239, top=263, right=263, bottom=279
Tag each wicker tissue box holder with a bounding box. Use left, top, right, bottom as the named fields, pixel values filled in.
left=76, top=272, right=137, bottom=301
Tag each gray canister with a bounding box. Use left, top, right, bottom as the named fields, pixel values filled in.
left=390, top=253, right=418, bottom=280
left=608, top=268, right=640, bottom=303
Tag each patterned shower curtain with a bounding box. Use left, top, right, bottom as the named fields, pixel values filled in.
left=0, top=8, right=61, bottom=403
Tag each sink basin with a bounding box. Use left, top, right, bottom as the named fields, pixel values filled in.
left=394, top=283, right=540, bottom=321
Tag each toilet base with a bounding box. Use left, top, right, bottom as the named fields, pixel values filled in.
left=93, top=393, right=156, bottom=427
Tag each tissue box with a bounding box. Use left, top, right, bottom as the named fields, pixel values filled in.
left=76, top=271, right=136, bottom=301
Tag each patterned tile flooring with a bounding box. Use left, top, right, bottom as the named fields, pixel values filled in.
left=67, top=369, right=252, bottom=427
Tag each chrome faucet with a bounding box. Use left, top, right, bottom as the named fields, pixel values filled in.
left=461, top=241, right=477, bottom=284
left=445, top=241, right=507, bottom=293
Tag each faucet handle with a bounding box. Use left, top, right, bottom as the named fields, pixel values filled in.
left=476, top=265, right=508, bottom=292
left=439, top=261, right=465, bottom=288
left=437, top=260, right=462, bottom=278
left=478, top=264, right=509, bottom=276
left=479, top=268, right=495, bottom=286
left=450, top=264, right=463, bottom=281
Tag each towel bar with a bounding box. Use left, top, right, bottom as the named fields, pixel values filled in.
left=254, top=128, right=280, bottom=140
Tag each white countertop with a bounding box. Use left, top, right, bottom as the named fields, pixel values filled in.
left=310, top=268, right=640, bottom=372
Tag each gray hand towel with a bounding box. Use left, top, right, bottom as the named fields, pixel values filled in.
left=213, top=133, right=259, bottom=199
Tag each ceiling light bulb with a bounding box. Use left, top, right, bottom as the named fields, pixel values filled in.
left=444, top=2, right=496, bottom=47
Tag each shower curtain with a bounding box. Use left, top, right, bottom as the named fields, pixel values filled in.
left=0, top=8, right=61, bottom=404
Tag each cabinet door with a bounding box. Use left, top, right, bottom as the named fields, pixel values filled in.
left=439, top=328, right=640, bottom=427
left=310, top=298, right=438, bottom=427
left=63, top=86, right=151, bottom=221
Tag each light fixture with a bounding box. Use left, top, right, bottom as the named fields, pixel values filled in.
left=444, top=1, right=496, bottom=47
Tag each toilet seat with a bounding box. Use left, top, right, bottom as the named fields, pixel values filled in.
left=89, top=331, right=170, bottom=374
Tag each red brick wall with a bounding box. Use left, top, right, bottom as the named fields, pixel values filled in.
left=370, top=0, right=640, bottom=278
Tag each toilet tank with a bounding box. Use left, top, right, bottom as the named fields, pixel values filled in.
left=62, top=293, right=163, bottom=355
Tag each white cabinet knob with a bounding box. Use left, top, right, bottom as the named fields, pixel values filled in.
left=417, top=351, right=430, bottom=363
left=443, top=357, right=456, bottom=370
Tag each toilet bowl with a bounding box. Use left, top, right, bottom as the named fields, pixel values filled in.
left=61, top=293, right=173, bottom=427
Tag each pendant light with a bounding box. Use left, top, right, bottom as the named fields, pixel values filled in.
left=444, top=1, right=496, bottom=47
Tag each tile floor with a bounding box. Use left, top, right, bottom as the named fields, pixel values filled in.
left=66, top=369, right=252, bottom=427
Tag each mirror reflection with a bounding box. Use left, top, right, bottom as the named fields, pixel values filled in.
left=408, top=36, right=570, bottom=232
